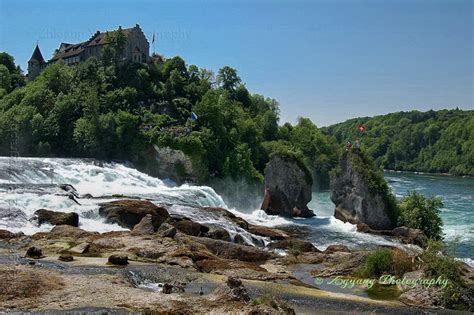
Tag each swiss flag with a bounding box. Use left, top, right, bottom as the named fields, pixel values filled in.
left=357, top=124, right=366, bottom=133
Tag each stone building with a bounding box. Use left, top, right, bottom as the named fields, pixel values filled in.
left=28, top=24, right=150, bottom=80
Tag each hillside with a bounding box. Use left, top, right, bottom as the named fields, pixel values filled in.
left=325, top=109, right=474, bottom=176
left=0, top=43, right=339, bottom=187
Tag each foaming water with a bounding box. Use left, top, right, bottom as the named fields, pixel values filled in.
left=0, top=157, right=228, bottom=236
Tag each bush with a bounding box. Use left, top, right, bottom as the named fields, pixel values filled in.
left=358, top=249, right=393, bottom=278
left=398, top=191, right=443, bottom=240
left=421, top=240, right=469, bottom=310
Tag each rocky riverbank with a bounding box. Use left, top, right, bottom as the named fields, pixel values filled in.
left=1, top=200, right=472, bottom=314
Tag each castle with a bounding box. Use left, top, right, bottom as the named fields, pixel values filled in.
left=28, top=24, right=150, bottom=80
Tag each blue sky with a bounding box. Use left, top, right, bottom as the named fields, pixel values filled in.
left=0, top=0, right=472, bottom=126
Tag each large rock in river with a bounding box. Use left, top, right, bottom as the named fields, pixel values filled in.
left=261, top=153, right=314, bottom=218
left=330, top=149, right=396, bottom=230
left=98, top=199, right=169, bottom=230
left=34, top=209, right=79, bottom=227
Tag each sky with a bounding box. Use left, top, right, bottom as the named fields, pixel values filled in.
left=0, top=0, right=472, bottom=126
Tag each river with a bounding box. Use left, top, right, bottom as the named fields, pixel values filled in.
left=0, top=157, right=472, bottom=265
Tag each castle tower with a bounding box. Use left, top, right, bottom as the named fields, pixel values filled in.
left=27, top=44, right=45, bottom=81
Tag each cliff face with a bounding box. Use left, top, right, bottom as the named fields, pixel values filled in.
left=330, top=149, right=395, bottom=230
left=261, top=154, right=315, bottom=218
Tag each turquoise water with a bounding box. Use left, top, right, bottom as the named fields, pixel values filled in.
left=385, top=171, right=473, bottom=260
left=304, top=172, right=473, bottom=262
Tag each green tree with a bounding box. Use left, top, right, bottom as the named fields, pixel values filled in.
left=398, top=191, right=444, bottom=240
left=217, top=66, right=241, bottom=92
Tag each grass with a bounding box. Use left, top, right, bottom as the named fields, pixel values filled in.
left=0, top=266, right=63, bottom=301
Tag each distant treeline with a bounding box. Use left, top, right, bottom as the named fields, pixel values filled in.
left=325, top=109, right=474, bottom=176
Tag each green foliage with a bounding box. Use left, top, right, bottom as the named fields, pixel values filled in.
left=421, top=240, right=469, bottom=310
left=398, top=191, right=444, bottom=240
left=358, top=249, right=393, bottom=278
left=326, top=109, right=474, bottom=176
left=0, top=50, right=337, bottom=185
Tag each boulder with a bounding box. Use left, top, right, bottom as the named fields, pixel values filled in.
left=108, top=254, right=128, bottom=265
left=247, top=224, right=289, bottom=240
left=267, top=239, right=319, bottom=253
left=34, top=209, right=79, bottom=227
left=233, top=234, right=246, bottom=244
left=261, top=153, right=314, bottom=218
left=330, top=150, right=395, bottom=230
left=171, top=219, right=209, bottom=237
left=190, top=237, right=271, bottom=262
left=225, top=276, right=250, bottom=302
left=206, top=227, right=231, bottom=242
left=392, top=226, right=428, bottom=248
left=157, top=223, right=177, bottom=238
left=98, top=200, right=169, bottom=230
left=26, top=246, right=43, bottom=258
left=49, top=225, right=96, bottom=239
left=324, top=244, right=350, bottom=253
left=131, top=214, right=155, bottom=235
left=68, top=242, right=90, bottom=254
left=0, top=229, right=23, bottom=239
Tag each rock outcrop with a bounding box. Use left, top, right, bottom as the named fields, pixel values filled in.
left=98, top=200, right=169, bottom=230
left=261, top=153, right=315, bottom=218
left=330, top=149, right=395, bottom=230
left=34, top=209, right=79, bottom=227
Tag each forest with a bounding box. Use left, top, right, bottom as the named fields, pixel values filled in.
left=326, top=109, right=473, bottom=176
left=0, top=30, right=472, bottom=187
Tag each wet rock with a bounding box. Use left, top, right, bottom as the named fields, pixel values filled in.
left=98, top=200, right=169, bottom=230
left=330, top=150, right=395, bottom=230
left=35, top=209, right=79, bottom=227
left=58, top=254, right=74, bottom=262
left=267, top=239, right=319, bottom=253
left=68, top=242, right=90, bottom=254
left=201, top=207, right=249, bottom=229
left=206, top=227, right=231, bottom=242
left=190, top=237, right=271, bottom=262
left=26, top=246, right=43, bottom=258
left=247, top=224, right=289, bottom=240
left=171, top=219, right=209, bottom=237
left=131, top=214, right=155, bottom=235
left=157, top=223, right=177, bottom=238
left=80, top=193, right=93, bottom=199
left=233, top=234, right=246, bottom=244
left=261, top=153, right=315, bottom=218
left=392, top=226, right=428, bottom=248
left=0, top=207, right=27, bottom=228
left=324, top=244, right=350, bottom=253
left=108, top=254, right=128, bottom=265
left=162, top=283, right=173, bottom=294
left=0, top=229, right=23, bottom=239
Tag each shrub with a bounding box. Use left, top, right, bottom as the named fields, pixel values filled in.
left=398, top=191, right=443, bottom=240
left=358, top=249, right=393, bottom=278
left=421, top=240, right=469, bottom=310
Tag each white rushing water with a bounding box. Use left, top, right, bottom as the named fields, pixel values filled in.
left=0, top=157, right=271, bottom=245
left=3, top=156, right=466, bottom=264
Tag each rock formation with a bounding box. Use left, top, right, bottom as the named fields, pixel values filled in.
left=34, top=209, right=79, bottom=227
left=261, top=153, right=315, bottom=218
left=330, top=149, right=396, bottom=230
left=98, top=199, right=169, bottom=230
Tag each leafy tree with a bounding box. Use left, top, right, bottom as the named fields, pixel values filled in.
left=398, top=191, right=444, bottom=240
left=217, top=66, right=241, bottom=92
